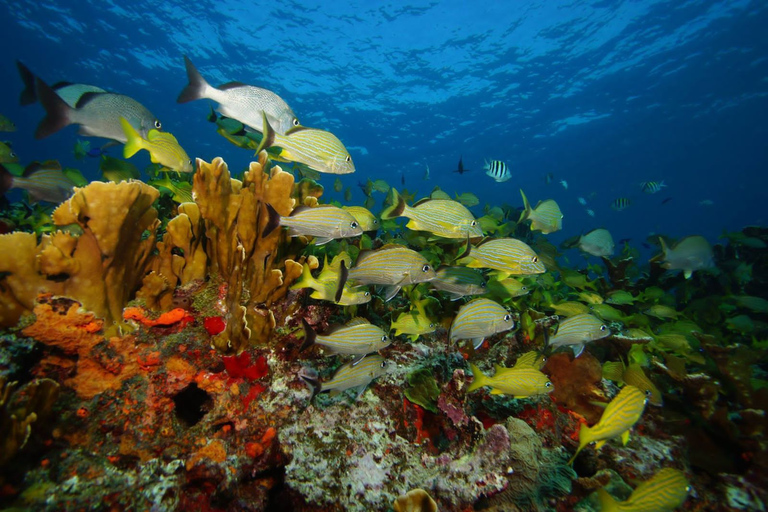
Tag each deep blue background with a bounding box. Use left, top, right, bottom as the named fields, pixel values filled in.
left=1, top=0, right=766, bottom=261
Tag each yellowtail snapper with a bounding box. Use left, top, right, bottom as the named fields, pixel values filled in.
left=344, top=244, right=436, bottom=301
left=263, top=203, right=362, bottom=246
left=569, top=385, right=648, bottom=464
left=595, top=467, right=689, bottom=512
left=484, top=159, right=511, bottom=183
left=300, top=354, right=395, bottom=400
left=177, top=56, right=299, bottom=135
left=381, top=188, right=483, bottom=239
left=449, top=298, right=514, bottom=350
left=548, top=313, right=610, bottom=358
left=301, top=318, right=390, bottom=364
left=467, top=363, right=552, bottom=398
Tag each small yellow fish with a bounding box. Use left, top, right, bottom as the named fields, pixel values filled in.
left=549, top=313, right=610, bottom=358
left=455, top=191, right=479, bottom=207
left=391, top=310, right=436, bottom=342
left=519, top=189, right=563, bottom=234
left=511, top=351, right=547, bottom=370
left=605, top=290, right=635, bottom=305
left=263, top=204, right=363, bottom=245
left=602, top=360, right=662, bottom=406
left=121, top=117, right=192, bottom=173
left=431, top=265, right=487, bottom=300
left=645, top=304, right=679, bottom=320
left=382, top=188, right=482, bottom=239
left=342, top=206, right=379, bottom=232
left=99, top=155, right=140, bottom=183
left=485, top=276, right=529, bottom=300
left=0, top=141, right=18, bottom=163
left=0, top=114, right=16, bottom=132
left=549, top=301, right=591, bottom=317
left=460, top=238, right=546, bottom=277
left=577, top=291, right=604, bottom=305
left=450, top=298, right=514, bottom=350
left=346, top=244, right=436, bottom=301
left=468, top=363, right=553, bottom=398
left=290, top=260, right=371, bottom=306
left=569, top=385, right=648, bottom=464
left=590, top=303, right=626, bottom=323
left=595, top=467, right=689, bottom=512
left=148, top=173, right=193, bottom=203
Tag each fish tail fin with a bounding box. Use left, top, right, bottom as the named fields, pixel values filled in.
left=381, top=188, right=405, bottom=219
left=0, top=164, right=13, bottom=195
left=290, top=261, right=319, bottom=291
left=120, top=117, right=144, bottom=158
left=299, top=373, right=321, bottom=400
left=177, top=56, right=210, bottom=103
left=467, top=363, right=489, bottom=393
left=335, top=260, right=349, bottom=304
left=519, top=188, right=531, bottom=223
left=300, top=319, right=317, bottom=352
left=568, top=424, right=591, bottom=465
left=255, top=112, right=276, bottom=154
left=34, top=77, right=73, bottom=140
left=16, top=61, right=37, bottom=105
left=595, top=489, right=620, bottom=512
left=262, top=203, right=281, bottom=238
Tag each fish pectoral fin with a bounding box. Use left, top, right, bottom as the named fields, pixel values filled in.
left=313, top=237, right=333, bottom=246
left=350, top=354, right=366, bottom=367
left=684, top=270, right=693, bottom=279
left=594, top=440, right=606, bottom=450
left=353, top=384, right=369, bottom=401
left=472, top=337, right=485, bottom=350
left=621, top=430, right=631, bottom=446
left=382, top=285, right=401, bottom=302
left=572, top=343, right=586, bottom=358
left=489, top=389, right=505, bottom=395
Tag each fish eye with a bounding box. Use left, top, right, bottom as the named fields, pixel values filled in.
left=350, top=221, right=359, bottom=229
left=364, top=291, right=370, bottom=297
left=531, top=256, right=538, bottom=263
left=503, top=314, right=511, bottom=322
left=292, top=118, right=300, bottom=126
left=381, top=335, right=388, bottom=342
left=600, top=325, right=608, bottom=331
left=10, top=152, right=16, bottom=158
left=644, top=389, right=652, bottom=396
left=470, top=220, right=477, bottom=227
left=345, top=155, right=351, bottom=162
left=429, top=323, right=435, bottom=328
left=154, top=120, right=162, bottom=129
left=545, top=381, right=552, bottom=388
left=522, top=286, right=527, bottom=291
left=380, top=361, right=387, bottom=368
left=422, top=264, right=431, bottom=272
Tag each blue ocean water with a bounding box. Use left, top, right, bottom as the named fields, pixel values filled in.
left=1, top=0, right=766, bottom=255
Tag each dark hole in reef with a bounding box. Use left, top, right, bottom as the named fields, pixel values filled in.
left=45, top=273, right=70, bottom=282
left=171, top=246, right=185, bottom=257
left=172, top=383, right=212, bottom=427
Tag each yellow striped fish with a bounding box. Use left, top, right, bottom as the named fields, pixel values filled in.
left=431, top=265, right=487, bottom=300
left=569, top=385, right=648, bottom=464
left=290, top=261, right=371, bottom=305
left=468, top=363, right=553, bottom=398
left=301, top=354, right=395, bottom=398
left=519, top=189, right=563, bottom=234
left=342, top=206, right=379, bottom=232
left=390, top=310, right=436, bottom=342
left=381, top=188, right=483, bottom=239
left=148, top=173, right=193, bottom=203
left=595, top=467, right=689, bottom=511
left=449, top=298, right=514, bottom=350
left=603, top=360, right=663, bottom=406
left=491, top=351, right=547, bottom=380
left=549, top=313, right=610, bottom=358
left=120, top=117, right=192, bottom=173
left=346, top=244, right=436, bottom=301
left=258, top=114, right=355, bottom=174
left=263, top=204, right=363, bottom=245
left=459, top=238, right=546, bottom=277
left=1, top=161, right=75, bottom=204
left=301, top=318, right=390, bottom=360
left=549, top=301, right=591, bottom=317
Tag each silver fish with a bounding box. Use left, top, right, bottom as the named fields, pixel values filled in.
left=579, top=228, right=615, bottom=258
left=449, top=298, right=514, bottom=350
left=431, top=265, right=487, bottom=300
left=301, top=354, right=395, bottom=399
left=301, top=318, right=390, bottom=362
left=34, top=77, right=160, bottom=143
left=484, top=160, right=511, bottom=183
left=659, top=235, right=713, bottom=279
left=178, top=56, right=298, bottom=135
left=548, top=313, right=609, bottom=358
left=17, top=61, right=106, bottom=107
left=1, top=162, right=75, bottom=204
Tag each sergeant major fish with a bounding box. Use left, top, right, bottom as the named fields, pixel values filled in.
left=177, top=56, right=298, bottom=135
left=484, top=159, right=511, bottom=183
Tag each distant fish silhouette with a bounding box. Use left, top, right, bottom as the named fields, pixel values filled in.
left=454, top=156, right=470, bottom=174
left=661, top=197, right=673, bottom=205
left=618, top=238, right=631, bottom=245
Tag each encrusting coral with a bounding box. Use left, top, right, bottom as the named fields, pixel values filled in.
left=0, top=375, right=59, bottom=465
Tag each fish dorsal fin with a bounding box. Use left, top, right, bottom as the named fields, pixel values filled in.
left=218, top=81, right=247, bottom=90
left=494, top=364, right=505, bottom=373
left=75, top=91, right=104, bottom=109
left=285, top=125, right=311, bottom=135
left=346, top=317, right=370, bottom=327
left=413, top=197, right=431, bottom=207
left=51, top=81, right=74, bottom=90
left=289, top=205, right=312, bottom=217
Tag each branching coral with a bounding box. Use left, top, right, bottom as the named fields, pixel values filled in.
left=193, top=153, right=317, bottom=353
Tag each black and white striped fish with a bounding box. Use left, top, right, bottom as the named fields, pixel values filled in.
left=640, top=181, right=666, bottom=194
left=484, top=160, right=511, bottom=183
left=611, top=198, right=631, bottom=211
